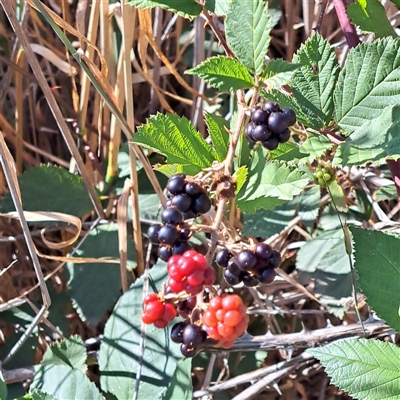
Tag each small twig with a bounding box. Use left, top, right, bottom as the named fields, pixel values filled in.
left=201, top=7, right=233, bottom=57
left=205, top=318, right=388, bottom=352
left=193, top=352, right=314, bottom=397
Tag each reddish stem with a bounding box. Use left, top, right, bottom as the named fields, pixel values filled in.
left=332, top=0, right=360, bottom=49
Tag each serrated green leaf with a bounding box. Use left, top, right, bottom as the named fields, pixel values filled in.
left=132, top=113, right=217, bottom=174
left=0, top=166, right=95, bottom=217
left=243, top=186, right=320, bottom=237
left=0, top=371, right=7, bottom=400
left=41, top=336, right=87, bottom=373
left=186, top=56, right=254, bottom=92
left=262, top=59, right=301, bottom=89
left=29, top=389, right=58, bottom=400
left=308, top=338, right=400, bottom=400
left=225, top=0, right=275, bottom=75
left=99, top=263, right=182, bottom=400
left=31, top=366, right=102, bottom=400
left=125, top=0, right=201, bottom=18
left=350, top=226, right=400, bottom=331
left=334, top=37, right=400, bottom=133
left=291, top=33, right=339, bottom=129
left=204, top=113, right=229, bottom=162
left=333, top=105, right=400, bottom=166
left=237, top=149, right=310, bottom=213
left=347, top=0, right=396, bottom=38
left=154, top=164, right=184, bottom=178
left=268, top=141, right=306, bottom=164
left=161, top=359, right=193, bottom=400
left=299, top=133, right=333, bottom=163
left=66, top=223, right=136, bottom=327
left=232, top=166, right=248, bottom=194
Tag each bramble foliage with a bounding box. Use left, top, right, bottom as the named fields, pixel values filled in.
left=1, top=1, right=400, bottom=400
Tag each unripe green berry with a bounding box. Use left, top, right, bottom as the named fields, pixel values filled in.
left=315, top=170, right=323, bottom=179
left=318, top=178, right=327, bottom=187
left=323, top=173, right=332, bottom=182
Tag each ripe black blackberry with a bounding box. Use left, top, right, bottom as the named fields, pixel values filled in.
left=246, top=100, right=296, bottom=150
left=218, top=244, right=281, bottom=287
left=147, top=225, right=161, bottom=244
left=166, top=174, right=186, bottom=195
left=215, top=249, right=231, bottom=268
left=171, top=321, right=188, bottom=343
left=162, top=207, right=183, bottom=225
left=158, top=224, right=179, bottom=246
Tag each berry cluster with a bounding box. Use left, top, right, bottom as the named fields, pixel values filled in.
left=245, top=101, right=296, bottom=150
left=167, top=250, right=216, bottom=296
left=171, top=322, right=207, bottom=357
left=141, top=293, right=176, bottom=328
left=202, top=295, right=249, bottom=349
left=141, top=250, right=249, bottom=358
left=314, top=163, right=335, bottom=187
left=147, top=174, right=212, bottom=262
left=215, top=243, right=281, bottom=287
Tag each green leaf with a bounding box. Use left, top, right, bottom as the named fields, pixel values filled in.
left=0, top=371, right=7, bottom=400
left=297, top=228, right=351, bottom=275
left=243, top=186, right=320, bottom=237
left=132, top=113, right=217, bottom=175
left=333, top=105, right=400, bottom=166
left=31, top=366, right=102, bottom=400
left=328, top=180, right=348, bottom=212
left=375, top=184, right=398, bottom=202
left=99, top=262, right=182, bottom=400
left=308, top=338, right=400, bottom=400
left=232, top=166, right=248, bottom=194
left=263, top=59, right=301, bottom=89
left=161, top=359, right=193, bottom=400
left=0, top=165, right=95, bottom=217
left=204, top=113, right=229, bottom=162
left=350, top=226, right=400, bottom=331
left=66, top=223, right=136, bottom=327
left=390, top=0, right=400, bottom=7
left=334, top=37, right=400, bottom=133
left=129, top=193, right=161, bottom=222
left=41, top=336, right=87, bottom=373
left=298, top=133, right=333, bottom=163
left=212, top=0, right=231, bottom=16
left=154, top=164, right=184, bottom=178
left=347, top=0, right=397, bottom=38
left=186, top=56, right=254, bottom=91
left=125, top=0, right=201, bottom=18
left=291, top=33, right=340, bottom=129
left=268, top=141, right=306, bottom=164
left=225, top=0, right=275, bottom=75
left=237, top=149, right=310, bottom=213
left=297, top=228, right=352, bottom=316
left=29, top=389, right=58, bottom=400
